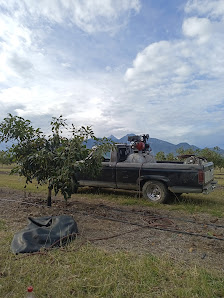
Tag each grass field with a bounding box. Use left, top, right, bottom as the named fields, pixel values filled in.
left=1, top=232, right=224, bottom=297
left=1, top=166, right=223, bottom=217
left=0, top=166, right=224, bottom=297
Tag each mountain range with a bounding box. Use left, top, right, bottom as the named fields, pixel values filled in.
left=1, top=134, right=223, bottom=155
left=86, top=134, right=224, bottom=156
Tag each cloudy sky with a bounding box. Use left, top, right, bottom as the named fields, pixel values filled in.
left=0, top=0, right=224, bottom=148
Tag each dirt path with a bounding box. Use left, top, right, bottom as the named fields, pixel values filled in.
left=1, top=188, right=224, bottom=270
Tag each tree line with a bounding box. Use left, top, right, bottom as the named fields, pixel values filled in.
left=155, top=147, right=224, bottom=171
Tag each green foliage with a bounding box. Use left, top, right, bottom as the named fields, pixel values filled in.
left=166, top=152, right=176, bottom=161
left=0, top=150, right=14, bottom=165
left=0, top=114, right=113, bottom=205
left=176, top=147, right=197, bottom=156
left=156, top=146, right=224, bottom=168
left=200, top=147, right=224, bottom=170
left=155, top=151, right=177, bottom=161
left=176, top=146, right=224, bottom=170
left=0, top=113, right=40, bottom=142
left=155, top=151, right=166, bottom=161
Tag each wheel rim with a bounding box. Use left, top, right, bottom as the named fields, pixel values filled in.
left=146, top=184, right=162, bottom=201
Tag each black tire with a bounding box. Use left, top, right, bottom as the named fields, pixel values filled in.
left=142, top=181, right=169, bottom=203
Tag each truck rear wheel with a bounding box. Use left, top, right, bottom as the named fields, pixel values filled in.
left=142, top=181, right=168, bottom=203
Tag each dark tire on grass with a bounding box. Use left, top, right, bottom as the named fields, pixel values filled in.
left=142, top=180, right=169, bottom=203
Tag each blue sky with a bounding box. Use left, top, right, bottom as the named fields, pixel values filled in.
left=0, top=0, right=224, bottom=149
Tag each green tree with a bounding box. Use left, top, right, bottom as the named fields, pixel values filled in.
left=155, top=151, right=166, bottom=161
left=213, top=147, right=224, bottom=171
left=0, top=114, right=112, bottom=206
left=176, top=147, right=196, bottom=156
left=0, top=150, right=14, bottom=166
left=200, top=147, right=224, bottom=170
left=166, top=153, right=176, bottom=161
left=176, top=146, right=224, bottom=170
left=176, top=147, right=185, bottom=156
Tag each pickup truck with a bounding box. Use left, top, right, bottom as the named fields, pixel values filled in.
left=78, top=142, right=217, bottom=203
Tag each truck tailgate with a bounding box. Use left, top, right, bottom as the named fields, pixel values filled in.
left=203, top=162, right=214, bottom=184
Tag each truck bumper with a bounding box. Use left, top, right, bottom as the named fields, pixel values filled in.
left=202, top=180, right=217, bottom=194
left=168, top=180, right=217, bottom=195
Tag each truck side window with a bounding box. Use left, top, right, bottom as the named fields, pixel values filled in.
left=103, top=151, right=111, bottom=162
left=119, top=148, right=127, bottom=162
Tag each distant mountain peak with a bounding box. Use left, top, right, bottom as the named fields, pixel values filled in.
left=83, top=134, right=224, bottom=155
left=177, top=142, right=191, bottom=146
left=108, top=135, right=119, bottom=142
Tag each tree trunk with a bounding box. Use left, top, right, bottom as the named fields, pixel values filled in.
left=47, top=186, right=52, bottom=207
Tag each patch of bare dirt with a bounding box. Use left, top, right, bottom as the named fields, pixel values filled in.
left=1, top=187, right=224, bottom=271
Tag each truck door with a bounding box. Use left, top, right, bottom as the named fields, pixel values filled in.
left=78, top=161, right=116, bottom=188
left=99, top=161, right=116, bottom=187
left=116, top=162, right=141, bottom=190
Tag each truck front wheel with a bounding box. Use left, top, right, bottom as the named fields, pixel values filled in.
left=142, top=181, right=168, bottom=203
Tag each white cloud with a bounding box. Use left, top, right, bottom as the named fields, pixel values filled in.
left=69, top=0, right=141, bottom=33
left=182, top=17, right=212, bottom=43
left=0, top=0, right=141, bottom=34
left=123, top=0, right=224, bottom=146
left=185, top=0, right=224, bottom=20
left=125, top=0, right=224, bottom=89
left=124, top=40, right=196, bottom=97
left=0, top=0, right=131, bottom=137
left=0, top=11, right=36, bottom=84
left=0, top=73, right=121, bottom=135
left=0, top=0, right=224, bottom=148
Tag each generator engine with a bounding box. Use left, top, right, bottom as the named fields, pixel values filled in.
left=128, top=134, right=151, bottom=152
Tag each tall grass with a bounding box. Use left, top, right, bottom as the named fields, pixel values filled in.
left=1, top=225, right=224, bottom=298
